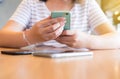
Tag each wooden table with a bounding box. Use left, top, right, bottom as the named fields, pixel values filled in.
left=0, top=48, right=120, bottom=79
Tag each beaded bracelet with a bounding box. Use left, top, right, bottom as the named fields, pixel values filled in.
left=22, top=31, right=31, bottom=46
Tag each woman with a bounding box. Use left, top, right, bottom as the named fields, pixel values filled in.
left=0, top=0, right=120, bottom=49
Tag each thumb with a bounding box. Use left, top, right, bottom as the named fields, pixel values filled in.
left=61, top=30, right=75, bottom=36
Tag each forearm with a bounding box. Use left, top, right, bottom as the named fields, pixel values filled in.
left=0, top=30, right=28, bottom=48
left=88, top=32, right=120, bottom=49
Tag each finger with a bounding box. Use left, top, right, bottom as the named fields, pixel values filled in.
left=57, top=38, right=75, bottom=47
left=45, top=17, right=66, bottom=27
left=56, top=37, right=72, bottom=46
left=61, top=30, right=75, bottom=36
left=43, top=22, right=60, bottom=33
left=45, top=25, right=64, bottom=40
left=35, top=16, right=51, bottom=28
left=45, top=20, right=66, bottom=33
left=56, top=36, right=69, bottom=42
left=36, top=17, right=66, bottom=28
left=39, top=16, right=51, bottom=22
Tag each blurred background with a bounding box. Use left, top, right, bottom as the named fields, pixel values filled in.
left=0, top=0, right=120, bottom=30
left=0, top=0, right=21, bottom=29
left=97, top=0, right=120, bottom=31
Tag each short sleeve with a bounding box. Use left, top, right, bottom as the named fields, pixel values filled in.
left=88, top=0, right=110, bottom=30
left=9, top=0, right=31, bottom=27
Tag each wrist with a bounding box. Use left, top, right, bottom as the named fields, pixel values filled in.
left=22, top=31, right=31, bottom=45
left=83, top=34, right=92, bottom=49
left=23, top=29, right=38, bottom=45
left=88, top=35, right=102, bottom=49
left=77, top=33, right=91, bottom=49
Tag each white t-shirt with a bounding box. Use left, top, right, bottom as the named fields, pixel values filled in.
left=10, top=0, right=109, bottom=46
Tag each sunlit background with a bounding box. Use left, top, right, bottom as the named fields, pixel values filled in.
left=0, top=0, right=120, bottom=30
left=96, top=0, right=120, bottom=31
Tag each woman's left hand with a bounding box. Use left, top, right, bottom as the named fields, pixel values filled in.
left=56, top=30, right=90, bottom=48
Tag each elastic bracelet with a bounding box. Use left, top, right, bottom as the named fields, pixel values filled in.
left=22, top=31, right=31, bottom=46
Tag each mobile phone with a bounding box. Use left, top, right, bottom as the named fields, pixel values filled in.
left=1, top=50, right=32, bottom=55
left=51, top=11, right=71, bottom=30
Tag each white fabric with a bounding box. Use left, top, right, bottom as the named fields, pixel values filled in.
left=9, top=0, right=109, bottom=46
left=10, top=0, right=109, bottom=32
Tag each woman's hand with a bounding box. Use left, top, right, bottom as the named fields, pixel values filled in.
left=56, top=30, right=91, bottom=48
left=25, top=17, right=66, bottom=44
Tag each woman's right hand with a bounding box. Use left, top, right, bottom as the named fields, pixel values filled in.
left=25, top=17, right=66, bottom=44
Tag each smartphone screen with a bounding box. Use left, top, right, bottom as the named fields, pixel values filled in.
left=51, top=11, right=70, bottom=30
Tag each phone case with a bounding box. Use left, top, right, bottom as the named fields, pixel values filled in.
left=51, top=11, right=70, bottom=30
left=1, top=50, right=32, bottom=55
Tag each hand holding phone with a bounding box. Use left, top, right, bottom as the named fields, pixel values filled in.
left=51, top=11, right=71, bottom=30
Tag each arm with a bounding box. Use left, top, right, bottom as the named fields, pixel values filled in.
left=0, top=20, right=27, bottom=48
left=88, top=23, right=120, bottom=49
left=56, top=0, right=120, bottom=49
left=0, top=0, right=31, bottom=48
left=0, top=0, right=66, bottom=48
left=56, top=23, right=120, bottom=49
left=87, top=0, right=120, bottom=49
left=0, top=17, right=65, bottom=48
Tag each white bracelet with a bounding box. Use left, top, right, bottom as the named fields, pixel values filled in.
left=22, top=31, right=31, bottom=46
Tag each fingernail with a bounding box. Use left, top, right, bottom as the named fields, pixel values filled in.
left=60, top=21, right=66, bottom=26
left=59, top=17, right=66, bottom=21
